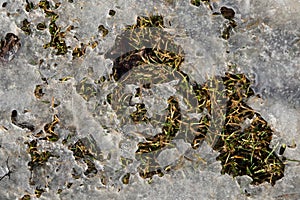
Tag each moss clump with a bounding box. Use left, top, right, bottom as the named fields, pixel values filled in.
left=130, top=103, right=150, bottom=123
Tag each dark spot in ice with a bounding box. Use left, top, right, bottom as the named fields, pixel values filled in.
left=109, top=9, right=116, bottom=16
left=11, top=110, right=35, bottom=131
left=220, top=6, right=235, bottom=20
left=0, top=33, right=21, bottom=62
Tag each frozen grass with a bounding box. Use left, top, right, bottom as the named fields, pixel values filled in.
left=0, top=0, right=300, bottom=199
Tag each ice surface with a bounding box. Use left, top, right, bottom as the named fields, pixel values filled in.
left=0, top=0, right=299, bottom=199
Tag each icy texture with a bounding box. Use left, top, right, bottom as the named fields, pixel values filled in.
left=0, top=0, right=300, bottom=199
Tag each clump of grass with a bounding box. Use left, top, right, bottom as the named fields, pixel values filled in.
left=136, top=96, right=181, bottom=178
left=23, top=113, right=63, bottom=198
left=26, top=140, right=53, bottom=170
left=43, top=114, right=60, bottom=142
left=68, top=139, right=98, bottom=177
left=107, top=14, right=285, bottom=185
left=35, top=187, right=45, bottom=198
left=24, top=1, right=98, bottom=57
left=98, top=25, right=109, bottom=37
left=130, top=103, right=149, bottom=123
left=105, top=15, right=189, bottom=179
left=25, top=115, right=61, bottom=171
left=105, top=15, right=184, bottom=81
left=25, top=0, right=69, bottom=55
left=127, top=15, right=164, bottom=29
left=20, top=19, right=32, bottom=35
left=190, top=72, right=285, bottom=185
left=212, top=73, right=285, bottom=185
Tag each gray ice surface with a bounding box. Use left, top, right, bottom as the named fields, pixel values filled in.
left=0, top=0, right=300, bottom=199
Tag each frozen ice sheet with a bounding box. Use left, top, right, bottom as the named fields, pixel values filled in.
left=0, top=0, right=299, bottom=199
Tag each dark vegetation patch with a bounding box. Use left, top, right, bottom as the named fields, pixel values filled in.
left=105, top=15, right=184, bottom=81
left=109, top=9, right=116, bottom=16
left=35, top=187, right=45, bottom=198
left=43, top=114, right=60, bottom=142
left=68, top=139, right=98, bottom=177
left=218, top=6, right=237, bottom=40
left=21, top=113, right=102, bottom=197
left=14, top=2, right=288, bottom=197
left=26, top=140, right=53, bottom=170
left=34, top=85, right=45, bottom=99
left=136, top=96, right=181, bottom=178
left=106, top=14, right=285, bottom=185
left=20, top=194, right=31, bottom=200
left=191, top=0, right=201, bottom=7
left=21, top=19, right=32, bottom=35
left=24, top=115, right=60, bottom=170
left=191, top=0, right=212, bottom=10
left=23, top=1, right=98, bottom=57
left=98, top=25, right=109, bottom=37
